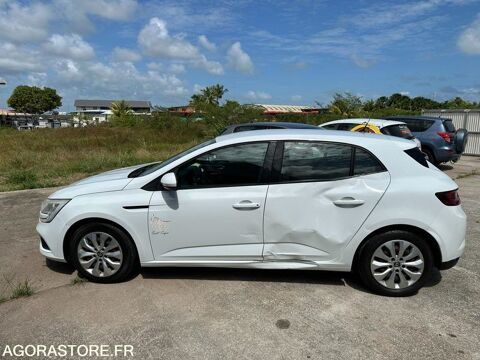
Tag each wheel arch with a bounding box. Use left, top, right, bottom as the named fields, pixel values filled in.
left=63, top=217, right=139, bottom=264
left=352, top=224, right=442, bottom=270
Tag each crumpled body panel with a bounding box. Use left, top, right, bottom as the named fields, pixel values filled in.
left=263, top=172, right=390, bottom=261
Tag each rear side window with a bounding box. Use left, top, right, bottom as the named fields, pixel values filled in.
left=400, top=119, right=433, bottom=132
left=353, top=148, right=385, bottom=175
left=322, top=124, right=338, bottom=130
left=381, top=124, right=414, bottom=139
left=280, top=142, right=352, bottom=181
left=337, top=123, right=357, bottom=131
left=404, top=147, right=428, bottom=168
left=443, top=120, right=456, bottom=133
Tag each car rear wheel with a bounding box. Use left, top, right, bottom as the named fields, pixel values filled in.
left=357, top=230, right=433, bottom=296
left=69, top=222, right=138, bottom=283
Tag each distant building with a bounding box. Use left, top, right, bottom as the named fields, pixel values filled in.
left=167, top=105, right=196, bottom=116
left=74, top=100, right=151, bottom=113
left=252, top=104, right=325, bottom=115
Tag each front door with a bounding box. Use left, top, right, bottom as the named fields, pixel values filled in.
left=263, top=141, right=390, bottom=261
left=149, top=142, right=271, bottom=262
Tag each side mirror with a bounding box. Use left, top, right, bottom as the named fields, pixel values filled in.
left=160, top=172, right=177, bottom=190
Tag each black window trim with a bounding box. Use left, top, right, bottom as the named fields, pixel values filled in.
left=143, top=140, right=277, bottom=191
left=270, top=140, right=387, bottom=185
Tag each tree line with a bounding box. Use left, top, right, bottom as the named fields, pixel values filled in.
left=4, top=84, right=479, bottom=119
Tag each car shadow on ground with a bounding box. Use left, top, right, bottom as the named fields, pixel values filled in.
left=437, top=163, right=454, bottom=171
left=141, top=266, right=348, bottom=286
left=140, top=266, right=443, bottom=296
left=45, top=259, right=75, bottom=275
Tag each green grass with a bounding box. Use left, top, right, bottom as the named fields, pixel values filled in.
left=71, top=275, right=88, bottom=285
left=10, top=280, right=34, bottom=299
left=0, top=126, right=206, bottom=191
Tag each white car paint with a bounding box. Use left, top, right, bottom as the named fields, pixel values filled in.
left=320, top=118, right=422, bottom=149
left=37, top=130, right=465, bottom=272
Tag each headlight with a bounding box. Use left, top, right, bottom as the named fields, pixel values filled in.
left=39, top=199, right=70, bottom=223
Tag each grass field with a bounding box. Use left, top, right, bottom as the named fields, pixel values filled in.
left=0, top=126, right=205, bottom=192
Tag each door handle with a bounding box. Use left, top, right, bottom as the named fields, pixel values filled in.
left=333, top=197, right=365, bottom=207
left=232, top=201, right=261, bottom=210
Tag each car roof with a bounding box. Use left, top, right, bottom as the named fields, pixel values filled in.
left=228, top=121, right=320, bottom=129
left=320, top=118, right=406, bottom=128
left=385, top=115, right=450, bottom=122
left=215, top=128, right=415, bottom=149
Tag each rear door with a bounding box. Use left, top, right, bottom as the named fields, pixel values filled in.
left=263, top=141, right=390, bottom=261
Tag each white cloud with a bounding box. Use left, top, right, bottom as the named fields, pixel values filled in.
left=113, top=47, right=142, bottom=62
left=57, top=0, right=138, bottom=33
left=53, top=59, right=188, bottom=100
left=147, top=62, right=163, bottom=70
left=458, top=15, right=480, bottom=54
left=0, top=2, right=52, bottom=43
left=246, top=90, right=271, bottom=100
left=0, top=43, right=43, bottom=74
left=291, top=95, right=302, bottom=102
left=227, top=42, right=254, bottom=74
left=139, top=17, right=224, bottom=75
left=138, top=17, right=199, bottom=59
left=168, top=64, right=186, bottom=74
left=350, top=53, right=375, bottom=68
left=193, top=84, right=203, bottom=93
left=44, top=34, right=95, bottom=60
left=193, top=55, right=224, bottom=75
left=198, top=35, right=216, bottom=51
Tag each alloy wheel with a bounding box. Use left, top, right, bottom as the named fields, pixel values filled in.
left=370, top=240, right=425, bottom=290
left=77, top=232, right=123, bottom=278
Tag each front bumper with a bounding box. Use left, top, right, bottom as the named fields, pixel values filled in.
left=37, top=220, right=67, bottom=262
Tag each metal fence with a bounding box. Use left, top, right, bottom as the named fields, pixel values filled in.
left=422, top=109, right=480, bottom=156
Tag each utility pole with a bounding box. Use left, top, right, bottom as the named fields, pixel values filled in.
left=0, top=79, right=6, bottom=126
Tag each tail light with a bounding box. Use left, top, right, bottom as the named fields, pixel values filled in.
left=435, top=189, right=461, bottom=206
left=437, top=131, right=452, bottom=143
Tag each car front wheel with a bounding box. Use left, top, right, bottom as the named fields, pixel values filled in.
left=357, top=230, right=433, bottom=296
left=69, top=222, right=138, bottom=283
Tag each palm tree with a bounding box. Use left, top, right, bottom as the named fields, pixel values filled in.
left=111, top=100, right=132, bottom=117
left=189, top=84, right=228, bottom=107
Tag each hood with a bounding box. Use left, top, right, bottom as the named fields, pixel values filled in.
left=49, top=163, right=148, bottom=199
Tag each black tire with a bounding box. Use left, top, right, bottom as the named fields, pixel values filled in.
left=356, top=230, right=433, bottom=297
left=422, top=148, right=438, bottom=166
left=69, top=222, right=138, bottom=283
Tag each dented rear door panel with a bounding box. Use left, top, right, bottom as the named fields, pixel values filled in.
left=263, top=172, right=390, bottom=261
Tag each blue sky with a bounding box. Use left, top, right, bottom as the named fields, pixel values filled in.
left=0, top=0, right=480, bottom=111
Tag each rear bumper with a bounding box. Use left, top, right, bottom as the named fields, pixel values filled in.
left=435, top=147, right=461, bottom=163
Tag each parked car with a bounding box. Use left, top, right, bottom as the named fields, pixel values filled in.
left=37, top=130, right=466, bottom=296
left=220, top=121, right=321, bottom=135
left=386, top=116, right=468, bottom=165
left=319, top=118, right=422, bottom=149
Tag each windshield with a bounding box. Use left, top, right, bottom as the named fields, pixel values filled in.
left=381, top=124, right=414, bottom=140
left=129, top=139, right=216, bottom=177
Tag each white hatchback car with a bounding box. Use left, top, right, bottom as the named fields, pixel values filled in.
left=320, top=118, right=422, bottom=149
left=37, top=130, right=466, bottom=296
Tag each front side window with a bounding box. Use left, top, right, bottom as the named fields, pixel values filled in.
left=280, top=142, right=352, bottom=181
left=177, top=142, right=269, bottom=188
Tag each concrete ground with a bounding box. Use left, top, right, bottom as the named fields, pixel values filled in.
left=0, top=157, right=479, bottom=359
